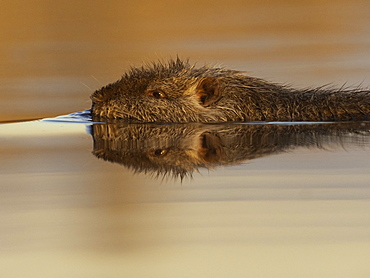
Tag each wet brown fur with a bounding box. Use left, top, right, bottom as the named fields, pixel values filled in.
left=91, top=58, right=370, bottom=122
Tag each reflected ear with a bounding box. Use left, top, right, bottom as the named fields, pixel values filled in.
left=198, top=132, right=223, bottom=163
left=196, top=77, right=221, bottom=107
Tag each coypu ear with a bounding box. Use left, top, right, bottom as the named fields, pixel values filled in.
left=196, top=77, right=221, bottom=107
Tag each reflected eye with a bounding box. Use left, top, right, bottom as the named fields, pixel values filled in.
left=147, top=90, right=167, bottom=99
left=149, top=149, right=168, bottom=157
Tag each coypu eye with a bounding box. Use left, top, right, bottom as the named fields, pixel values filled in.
left=147, top=90, right=167, bottom=99
left=149, top=149, right=168, bottom=157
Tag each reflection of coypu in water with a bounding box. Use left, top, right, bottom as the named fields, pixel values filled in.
left=90, top=122, right=370, bottom=180
left=91, top=58, right=370, bottom=122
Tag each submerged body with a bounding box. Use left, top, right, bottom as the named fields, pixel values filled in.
left=91, top=59, right=370, bottom=122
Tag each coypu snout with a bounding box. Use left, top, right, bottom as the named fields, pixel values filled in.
left=91, top=58, right=370, bottom=122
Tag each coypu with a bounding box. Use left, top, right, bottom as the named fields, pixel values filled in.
left=91, top=58, right=370, bottom=122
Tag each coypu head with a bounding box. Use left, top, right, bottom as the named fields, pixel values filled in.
left=91, top=58, right=250, bottom=122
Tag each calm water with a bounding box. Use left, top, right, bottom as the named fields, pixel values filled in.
left=1, top=1, right=370, bottom=277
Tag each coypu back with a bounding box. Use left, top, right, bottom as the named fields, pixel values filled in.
left=91, top=58, right=370, bottom=122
